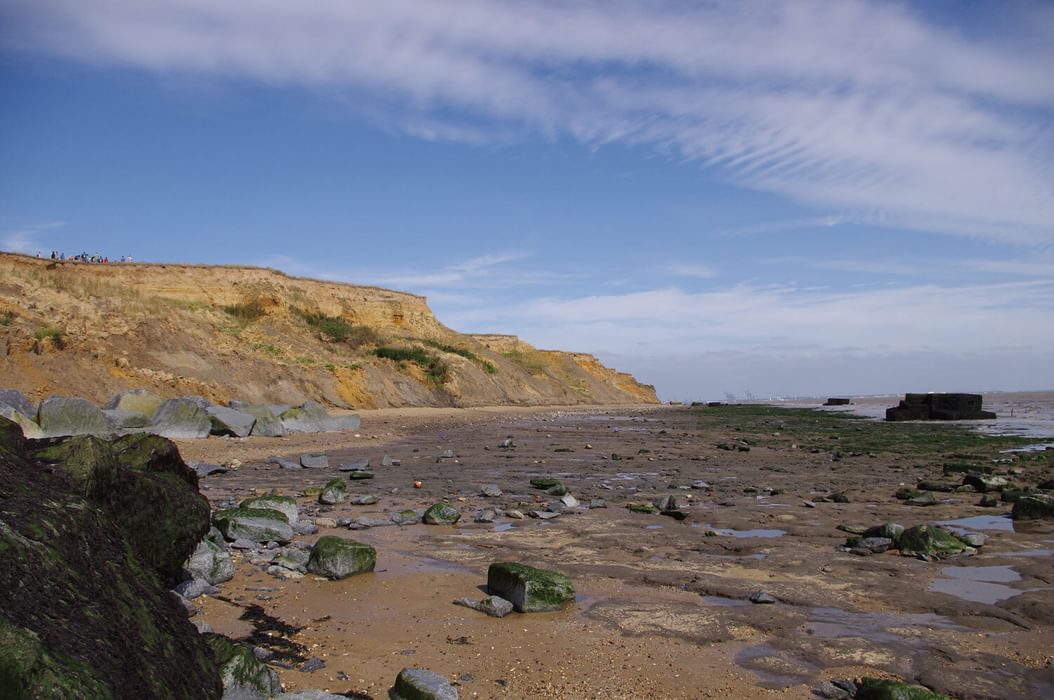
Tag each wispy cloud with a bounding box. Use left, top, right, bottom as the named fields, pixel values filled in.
left=1, top=222, right=64, bottom=254
left=2, top=1, right=1051, bottom=246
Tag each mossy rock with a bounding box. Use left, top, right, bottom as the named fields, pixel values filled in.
left=390, top=667, right=459, bottom=700
left=897, top=525, right=973, bottom=559
left=863, top=523, right=904, bottom=544
left=0, top=416, right=25, bottom=459
left=213, top=507, right=293, bottom=544
left=1011, top=493, right=1054, bottom=520
left=529, top=478, right=562, bottom=489
left=962, top=474, right=1009, bottom=493
left=183, top=536, right=235, bottom=585
left=240, top=494, right=299, bottom=526
left=857, top=677, right=949, bottom=699
left=318, top=478, right=348, bottom=505
left=306, top=536, right=376, bottom=579
left=0, top=614, right=112, bottom=699
left=423, top=503, right=461, bottom=525
left=487, top=562, right=575, bottom=612
left=36, top=397, right=111, bottom=438
left=205, top=635, right=280, bottom=697
left=627, top=503, right=659, bottom=515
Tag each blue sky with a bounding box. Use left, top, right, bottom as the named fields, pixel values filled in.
left=2, top=1, right=1052, bottom=400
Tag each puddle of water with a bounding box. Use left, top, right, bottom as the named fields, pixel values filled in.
left=644, top=524, right=664, bottom=530
left=702, top=595, right=749, bottom=607
left=937, top=514, right=1015, bottom=534
left=712, top=528, right=786, bottom=538
left=1004, top=548, right=1054, bottom=557
left=929, top=564, right=1024, bottom=604
left=939, top=565, right=1021, bottom=583
left=733, top=644, right=815, bottom=689
left=492, top=523, right=514, bottom=532
left=805, top=608, right=963, bottom=644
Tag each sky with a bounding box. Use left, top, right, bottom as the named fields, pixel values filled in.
left=1, top=1, right=1052, bottom=401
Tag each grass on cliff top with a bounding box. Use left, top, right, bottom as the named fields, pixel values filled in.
left=689, top=403, right=1037, bottom=459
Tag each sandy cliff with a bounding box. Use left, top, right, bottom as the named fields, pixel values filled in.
left=0, top=253, right=657, bottom=408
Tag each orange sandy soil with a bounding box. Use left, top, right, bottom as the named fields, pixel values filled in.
left=176, top=405, right=1054, bottom=699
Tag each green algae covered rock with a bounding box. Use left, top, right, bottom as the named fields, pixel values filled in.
left=487, top=562, right=575, bottom=612
left=627, top=502, right=660, bottom=514
left=36, top=396, right=111, bottom=438
left=183, top=532, right=235, bottom=585
left=857, top=677, right=949, bottom=700
left=962, top=474, right=1009, bottom=493
left=306, top=536, right=376, bottom=579
left=205, top=634, right=280, bottom=698
left=240, top=493, right=299, bottom=526
left=213, top=507, right=293, bottom=544
left=897, top=525, right=973, bottom=559
left=423, top=503, right=461, bottom=525
left=318, top=478, right=348, bottom=505
left=1011, top=493, right=1054, bottom=520
left=0, top=417, right=221, bottom=698
left=863, top=523, right=905, bottom=545
left=529, top=478, right=562, bottom=490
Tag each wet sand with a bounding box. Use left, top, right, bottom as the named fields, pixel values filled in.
left=179, top=405, right=1054, bottom=699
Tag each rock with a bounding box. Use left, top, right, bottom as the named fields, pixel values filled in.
left=240, top=494, right=299, bottom=526
left=184, top=532, right=235, bottom=584
left=817, top=680, right=852, bottom=699
left=0, top=417, right=221, bottom=697
left=454, top=595, right=515, bottom=618
left=749, top=590, right=777, bottom=604
left=391, top=668, right=459, bottom=700
left=898, top=525, right=974, bottom=559
left=314, top=517, right=338, bottom=528
left=381, top=454, right=400, bottom=466
left=102, top=409, right=150, bottom=431
left=205, top=406, right=256, bottom=437
left=348, top=470, right=374, bottom=480
left=963, top=474, right=1009, bottom=493
left=885, top=393, right=996, bottom=422
left=528, top=510, right=560, bottom=519
left=559, top=494, right=579, bottom=508
left=856, top=677, right=948, bottom=699
left=506, top=510, right=525, bottom=519
left=863, top=523, right=904, bottom=544
left=105, top=388, right=163, bottom=419
left=0, top=388, right=36, bottom=419
left=148, top=398, right=212, bottom=439
left=487, top=562, right=575, bottom=612
left=627, top=503, right=659, bottom=515
left=958, top=532, right=987, bottom=547
left=500, top=437, right=515, bottom=449
left=530, top=478, right=561, bottom=489
left=423, top=503, right=461, bottom=525
left=300, top=657, right=326, bottom=673
left=191, top=462, right=228, bottom=477
left=306, top=536, right=376, bottom=579
left=266, top=454, right=302, bottom=469
left=1011, top=493, right=1054, bottom=520
left=300, top=452, right=329, bottom=469
left=916, top=480, right=957, bottom=493
left=206, top=634, right=281, bottom=699
left=275, top=691, right=348, bottom=700
left=339, top=459, right=371, bottom=472
left=279, top=400, right=331, bottom=433
left=318, top=478, right=348, bottom=505
left=213, top=507, right=293, bottom=544
left=691, top=480, right=711, bottom=490
left=391, top=510, right=421, bottom=526
left=978, top=493, right=999, bottom=507
left=907, top=492, right=938, bottom=507
left=436, top=449, right=455, bottom=459
left=654, top=495, right=678, bottom=511
left=589, top=499, right=607, bottom=509
left=474, top=509, right=496, bottom=523
left=481, top=484, right=503, bottom=497
left=350, top=494, right=379, bottom=506
left=856, top=537, right=894, bottom=553
left=546, top=483, right=569, bottom=496
left=36, top=396, right=111, bottom=437
left=249, top=414, right=286, bottom=437
left=173, top=578, right=218, bottom=600
left=0, top=404, right=44, bottom=438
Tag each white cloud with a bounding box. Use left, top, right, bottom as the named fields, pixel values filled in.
left=1, top=222, right=64, bottom=254
left=2, top=1, right=1051, bottom=245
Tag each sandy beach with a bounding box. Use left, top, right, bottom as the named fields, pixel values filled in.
left=178, top=403, right=1054, bottom=699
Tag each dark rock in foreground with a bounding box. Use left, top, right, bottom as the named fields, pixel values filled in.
left=391, top=667, right=459, bottom=700
left=0, top=416, right=221, bottom=698
left=885, top=393, right=996, bottom=422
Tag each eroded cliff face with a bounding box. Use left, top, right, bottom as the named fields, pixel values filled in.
left=0, top=253, right=658, bottom=408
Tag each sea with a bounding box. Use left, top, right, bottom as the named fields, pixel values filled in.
left=770, top=390, right=1054, bottom=448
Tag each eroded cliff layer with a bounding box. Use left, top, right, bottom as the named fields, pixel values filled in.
left=0, top=253, right=658, bottom=408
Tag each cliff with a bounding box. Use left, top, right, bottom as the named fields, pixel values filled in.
left=0, top=253, right=658, bottom=408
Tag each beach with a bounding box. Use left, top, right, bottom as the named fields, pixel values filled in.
left=178, top=400, right=1054, bottom=699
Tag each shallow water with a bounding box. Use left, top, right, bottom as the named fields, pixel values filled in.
left=937, top=514, right=1015, bottom=533
left=928, top=564, right=1023, bottom=604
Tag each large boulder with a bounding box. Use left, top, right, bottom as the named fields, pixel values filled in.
left=105, top=389, right=163, bottom=420
left=1011, top=494, right=1054, bottom=520
left=249, top=414, right=285, bottom=437
left=306, top=536, right=376, bottom=579
left=897, top=525, right=974, bottom=560
left=0, top=404, right=43, bottom=438
left=0, top=388, right=36, bottom=419
left=240, top=494, right=299, bottom=526
left=390, top=668, right=459, bottom=700
left=205, top=635, right=280, bottom=699
left=487, top=562, right=575, bottom=612
left=103, top=409, right=151, bottom=432
left=213, top=507, right=293, bottom=544
left=205, top=406, right=256, bottom=437
left=423, top=503, right=461, bottom=525
left=36, top=396, right=111, bottom=437
left=962, top=474, right=1009, bottom=493
left=0, top=416, right=221, bottom=698
left=149, top=398, right=212, bottom=439
left=279, top=401, right=331, bottom=433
